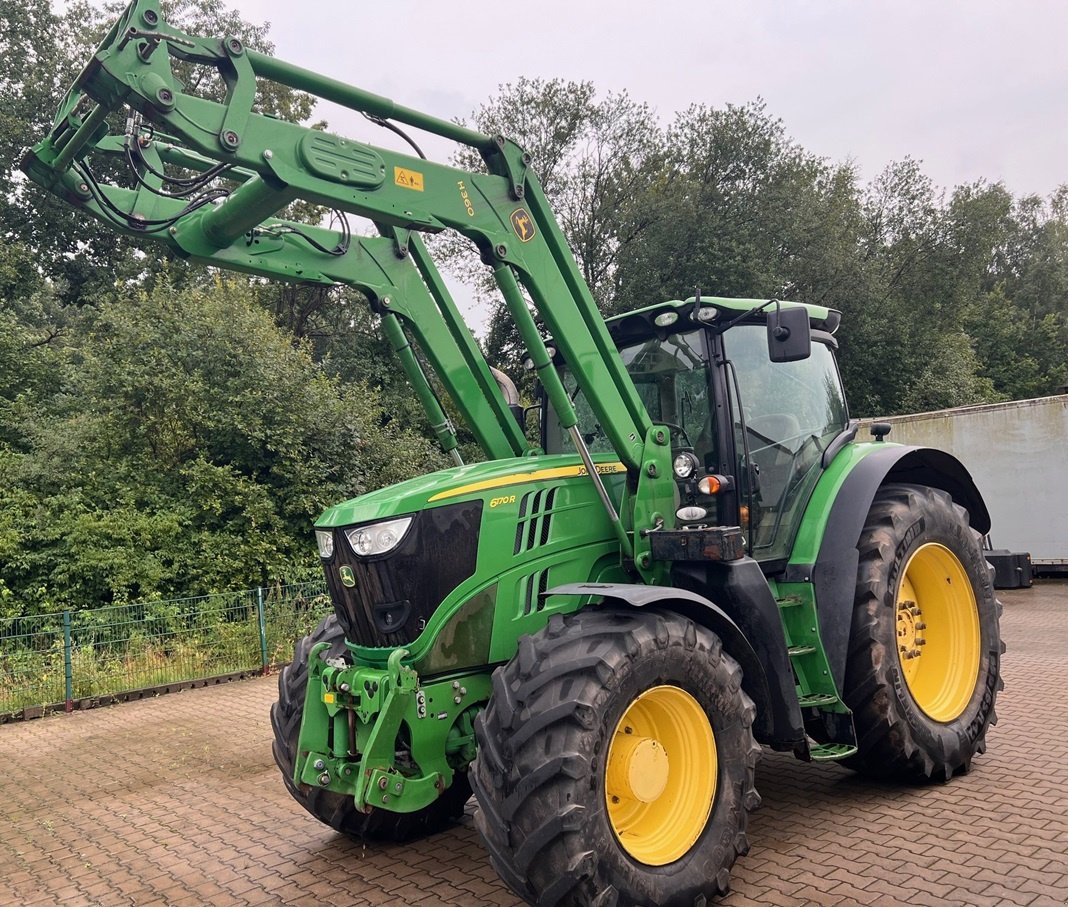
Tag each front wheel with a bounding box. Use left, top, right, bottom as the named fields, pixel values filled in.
left=471, top=608, right=760, bottom=907
left=844, top=483, right=1004, bottom=781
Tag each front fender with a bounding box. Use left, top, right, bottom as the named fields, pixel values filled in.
left=547, top=580, right=802, bottom=750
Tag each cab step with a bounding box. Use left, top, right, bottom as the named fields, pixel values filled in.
left=776, top=587, right=859, bottom=754
left=797, top=692, right=839, bottom=708
left=808, top=742, right=858, bottom=761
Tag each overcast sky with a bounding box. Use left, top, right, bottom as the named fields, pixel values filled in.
left=234, top=0, right=1066, bottom=199
left=178, top=1, right=1066, bottom=330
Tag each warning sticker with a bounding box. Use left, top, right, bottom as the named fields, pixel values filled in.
left=394, top=167, right=425, bottom=191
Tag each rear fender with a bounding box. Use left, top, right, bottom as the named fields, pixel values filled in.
left=787, top=445, right=990, bottom=692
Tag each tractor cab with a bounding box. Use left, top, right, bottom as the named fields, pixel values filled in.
left=543, top=297, right=852, bottom=568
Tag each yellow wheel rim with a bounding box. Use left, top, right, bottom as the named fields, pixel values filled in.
left=895, top=542, right=981, bottom=722
left=605, top=685, right=716, bottom=865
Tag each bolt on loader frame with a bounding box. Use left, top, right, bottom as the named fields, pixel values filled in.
left=24, top=3, right=1004, bottom=903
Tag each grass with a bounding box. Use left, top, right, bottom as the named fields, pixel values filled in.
left=0, top=584, right=331, bottom=715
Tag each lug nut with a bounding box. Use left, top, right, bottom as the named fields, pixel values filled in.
left=313, top=759, right=325, bottom=771
left=317, top=772, right=331, bottom=786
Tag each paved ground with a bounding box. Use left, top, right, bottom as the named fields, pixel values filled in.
left=1, top=584, right=1066, bottom=907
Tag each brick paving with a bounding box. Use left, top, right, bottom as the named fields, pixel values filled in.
left=1, top=583, right=1066, bottom=906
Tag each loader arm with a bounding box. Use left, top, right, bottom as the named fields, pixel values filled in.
left=22, top=0, right=677, bottom=577
left=30, top=129, right=527, bottom=463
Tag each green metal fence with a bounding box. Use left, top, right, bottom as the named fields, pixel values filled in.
left=0, top=581, right=331, bottom=718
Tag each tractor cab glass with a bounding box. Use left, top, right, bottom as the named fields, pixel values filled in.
left=546, top=330, right=722, bottom=524
left=725, top=324, right=849, bottom=563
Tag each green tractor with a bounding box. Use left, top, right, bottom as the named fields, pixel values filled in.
left=25, top=4, right=1002, bottom=903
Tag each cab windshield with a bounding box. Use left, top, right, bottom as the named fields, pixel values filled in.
left=546, top=330, right=716, bottom=468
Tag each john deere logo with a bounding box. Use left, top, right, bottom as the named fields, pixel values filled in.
left=338, top=566, right=356, bottom=588
left=510, top=208, right=535, bottom=242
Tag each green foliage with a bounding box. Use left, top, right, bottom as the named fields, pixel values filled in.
left=443, top=77, right=663, bottom=376
left=0, top=280, right=440, bottom=614
left=461, top=87, right=1067, bottom=417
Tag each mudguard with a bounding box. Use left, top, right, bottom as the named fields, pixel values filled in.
left=546, top=578, right=805, bottom=750
left=785, top=444, right=990, bottom=693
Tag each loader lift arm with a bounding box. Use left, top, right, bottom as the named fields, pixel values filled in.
left=32, top=127, right=526, bottom=464
left=22, top=0, right=677, bottom=576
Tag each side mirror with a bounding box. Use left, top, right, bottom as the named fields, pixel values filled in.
left=767, top=306, right=811, bottom=362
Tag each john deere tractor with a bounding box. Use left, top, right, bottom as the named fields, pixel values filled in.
left=24, top=4, right=1003, bottom=903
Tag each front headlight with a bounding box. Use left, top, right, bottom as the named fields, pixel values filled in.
left=315, top=530, right=334, bottom=559
left=344, top=516, right=413, bottom=557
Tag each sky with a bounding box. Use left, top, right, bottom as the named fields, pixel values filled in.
left=233, top=0, right=1066, bottom=199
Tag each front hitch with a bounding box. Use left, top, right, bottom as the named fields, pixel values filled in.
left=294, top=643, right=489, bottom=814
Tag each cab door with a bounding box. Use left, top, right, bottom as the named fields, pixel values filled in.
left=720, top=325, right=849, bottom=565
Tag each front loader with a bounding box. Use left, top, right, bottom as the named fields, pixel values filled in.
left=24, top=4, right=1004, bottom=904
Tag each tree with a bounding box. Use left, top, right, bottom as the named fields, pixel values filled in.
left=615, top=101, right=863, bottom=313
left=1, top=0, right=316, bottom=304
left=439, top=78, right=663, bottom=374
left=0, top=279, right=443, bottom=614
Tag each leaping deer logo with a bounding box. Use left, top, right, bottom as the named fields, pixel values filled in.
left=510, top=208, right=536, bottom=243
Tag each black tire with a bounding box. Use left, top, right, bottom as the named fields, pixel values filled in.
left=844, top=483, right=1004, bottom=781
left=270, top=614, right=471, bottom=841
left=471, top=608, right=761, bottom=907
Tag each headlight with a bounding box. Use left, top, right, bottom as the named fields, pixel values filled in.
left=344, top=517, right=413, bottom=557
left=315, top=530, right=334, bottom=559
left=673, top=452, right=699, bottom=480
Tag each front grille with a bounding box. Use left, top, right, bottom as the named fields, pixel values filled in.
left=322, top=501, right=483, bottom=647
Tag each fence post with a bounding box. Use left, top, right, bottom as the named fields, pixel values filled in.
left=256, top=586, right=269, bottom=675
left=62, top=610, right=73, bottom=712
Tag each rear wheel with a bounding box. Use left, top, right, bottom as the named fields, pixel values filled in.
left=270, top=614, right=471, bottom=841
left=844, top=483, right=1003, bottom=780
left=471, top=608, right=760, bottom=907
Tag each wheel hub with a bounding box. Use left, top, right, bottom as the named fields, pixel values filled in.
left=607, top=732, right=670, bottom=803
left=896, top=598, right=926, bottom=663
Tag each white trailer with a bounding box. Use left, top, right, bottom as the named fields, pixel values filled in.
left=877, top=394, right=1068, bottom=574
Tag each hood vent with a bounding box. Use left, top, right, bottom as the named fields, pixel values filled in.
left=514, top=486, right=558, bottom=555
